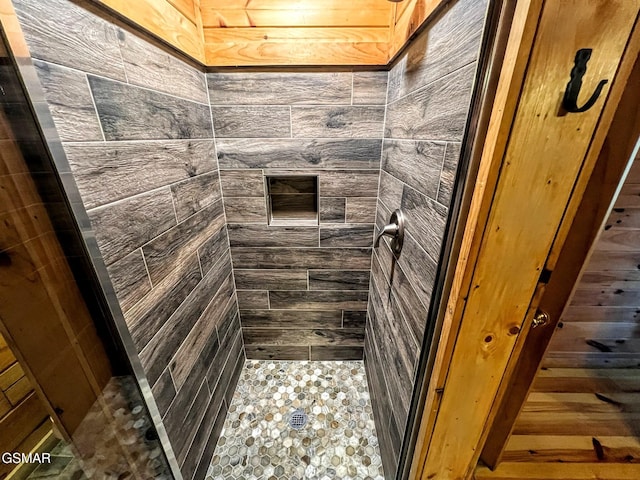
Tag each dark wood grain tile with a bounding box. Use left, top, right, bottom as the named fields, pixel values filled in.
left=401, top=186, right=448, bottom=262
left=142, top=200, right=225, bottom=284
left=212, top=106, right=291, bottom=138
left=65, top=140, right=216, bottom=209
left=216, top=138, right=381, bottom=169
left=197, top=234, right=230, bottom=281
left=378, top=170, right=404, bottom=211
left=106, top=248, right=151, bottom=312
left=310, top=346, right=364, bottom=360
left=88, top=187, right=176, bottom=266
left=343, top=311, right=367, bottom=329
left=139, top=255, right=232, bottom=384
left=291, top=106, right=384, bottom=138
left=231, top=247, right=372, bottom=270
left=352, top=71, right=388, bottom=105
left=319, top=197, right=346, bottom=223
left=389, top=0, right=487, bottom=102
left=171, top=274, right=235, bottom=389
left=237, top=290, right=269, bottom=310
left=240, top=310, right=342, bottom=329
left=396, top=232, right=438, bottom=315
left=151, top=367, right=176, bottom=418
left=192, top=400, right=227, bottom=480
left=438, top=142, right=461, bottom=206
left=227, top=224, right=318, bottom=247
left=382, top=140, right=445, bottom=200
left=268, top=176, right=317, bottom=194
left=14, top=0, right=126, bottom=80
left=346, top=197, right=377, bottom=223
left=33, top=60, right=102, bottom=142
left=207, top=316, right=242, bottom=388
left=234, top=269, right=308, bottom=291
left=117, top=28, right=208, bottom=104
left=243, top=328, right=364, bottom=346
left=244, top=345, right=309, bottom=360
left=213, top=331, right=244, bottom=406
left=269, top=290, right=368, bottom=310
left=320, top=224, right=374, bottom=247
left=319, top=170, right=380, bottom=197
left=308, top=270, right=370, bottom=291
left=88, top=75, right=213, bottom=140
left=220, top=170, right=265, bottom=197
left=124, top=256, right=201, bottom=350
left=385, top=64, right=477, bottom=141
left=171, top=171, right=221, bottom=222
left=223, top=197, right=267, bottom=223
left=207, top=72, right=351, bottom=105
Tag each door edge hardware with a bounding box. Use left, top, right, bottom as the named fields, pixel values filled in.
left=532, top=310, right=550, bottom=329
left=562, top=48, right=608, bottom=114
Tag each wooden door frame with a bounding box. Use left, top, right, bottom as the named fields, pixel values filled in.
left=408, top=1, right=640, bottom=478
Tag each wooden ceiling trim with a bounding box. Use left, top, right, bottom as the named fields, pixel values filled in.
left=200, top=9, right=393, bottom=28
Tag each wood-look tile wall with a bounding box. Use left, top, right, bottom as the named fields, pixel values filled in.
left=207, top=70, right=388, bottom=361
left=364, top=0, right=488, bottom=476
left=544, top=155, right=640, bottom=369
left=14, top=1, right=242, bottom=478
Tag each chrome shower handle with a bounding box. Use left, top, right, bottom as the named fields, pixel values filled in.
left=374, top=209, right=405, bottom=256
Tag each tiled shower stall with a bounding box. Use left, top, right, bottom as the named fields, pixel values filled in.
left=11, top=0, right=489, bottom=478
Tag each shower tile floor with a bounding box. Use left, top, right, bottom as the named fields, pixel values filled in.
left=207, top=360, right=385, bottom=480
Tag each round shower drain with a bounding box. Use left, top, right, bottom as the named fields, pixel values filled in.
left=289, top=409, right=307, bottom=430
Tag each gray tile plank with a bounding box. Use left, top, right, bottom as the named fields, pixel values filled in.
left=105, top=248, right=152, bottom=313
left=65, top=140, right=216, bottom=209
left=231, top=247, right=372, bottom=270
left=14, top=0, right=126, bottom=80
left=378, top=170, right=404, bottom=211
left=401, top=186, right=448, bottom=262
left=320, top=224, right=374, bottom=247
left=385, top=64, right=477, bottom=141
left=88, top=75, right=213, bottom=140
left=88, top=187, right=176, bottom=266
left=142, top=200, right=225, bottom=284
left=207, top=72, right=352, bottom=105
left=227, top=224, right=318, bottom=248
left=237, top=290, right=269, bottom=310
left=310, top=346, right=364, bottom=360
left=346, top=197, right=377, bottom=223
left=240, top=310, right=342, bottom=329
left=244, top=345, right=309, bottom=360
left=343, top=311, right=366, bottom=329
left=212, top=106, right=291, bottom=138
left=33, top=60, right=102, bottom=142
left=234, top=269, right=308, bottom=291
left=171, top=171, right=222, bottom=222
left=171, top=274, right=235, bottom=389
left=388, top=0, right=487, bottom=102
left=125, top=255, right=202, bottom=350
left=206, top=316, right=242, bottom=388
left=381, top=140, right=445, bottom=201
left=352, top=71, right=389, bottom=105
left=396, top=232, right=438, bottom=306
left=319, top=170, right=380, bottom=197
left=269, top=291, right=368, bottom=310
left=223, top=197, right=267, bottom=223
left=139, top=255, right=232, bottom=384
left=438, top=142, right=462, bottom=206
left=219, top=170, right=265, bottom=197
left=319, top=197, right=346, bottom=224
left=117, top=28, right=208, bottom=104
left=243, top=328, right=364, bottom=346
left=151, top=367, right=176, bottom=418
left=291, top=106, right=385, bottom=138
left=197, top=228, right=230, bottom=276
left=308, top=270, right=370, bottom=291
left=216, top=138, right=381, bottom=170
left=192, top=400, right=227, bottom=480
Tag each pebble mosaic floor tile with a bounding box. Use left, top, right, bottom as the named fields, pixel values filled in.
left=208, top=360, right=385, bottom=480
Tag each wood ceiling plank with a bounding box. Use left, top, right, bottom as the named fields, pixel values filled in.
left=204, top=26, right=390, bottom=44
left=167, top=0, right=197, bottom=24
left=476, top=462, right=640, bottom=479
left=201, top=0, right=392, bottom=11
left=205, top=40, right=388, bottom=66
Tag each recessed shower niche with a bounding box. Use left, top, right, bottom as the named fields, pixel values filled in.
left=266, top=175, right=319, bottom=226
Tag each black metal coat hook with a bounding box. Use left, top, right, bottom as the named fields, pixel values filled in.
left=562, top=48, right=608, bottom=113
